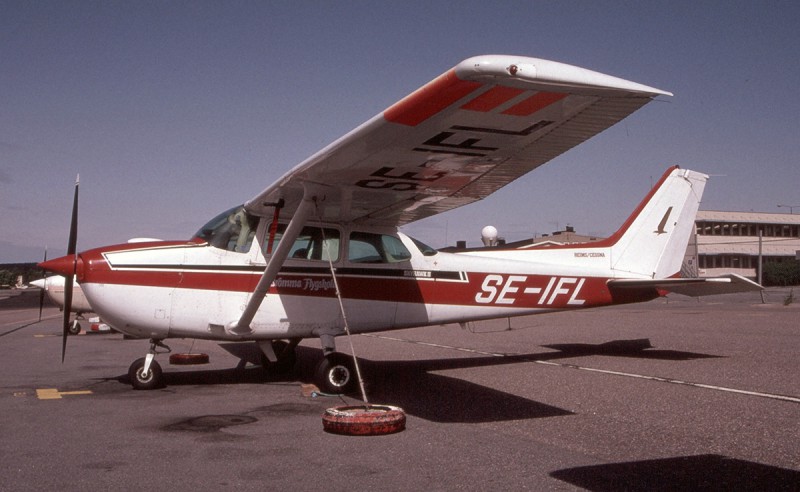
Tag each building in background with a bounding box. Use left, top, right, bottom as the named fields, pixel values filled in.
left=690, top=211, right=800, bottom=279
left=455, top=212, right=800, bottom=281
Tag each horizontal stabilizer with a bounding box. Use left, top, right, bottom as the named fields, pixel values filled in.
left=608, top=274, right=763, bottom=297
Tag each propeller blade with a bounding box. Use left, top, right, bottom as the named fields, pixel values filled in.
left=37, top=248, right=47, bottom=322
left=61, top=176, right=79, bottom=363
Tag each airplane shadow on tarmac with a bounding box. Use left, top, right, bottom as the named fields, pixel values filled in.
left=538, top=338, right=722, bottom=361
left=550, top=454, right=800, bottom=491
left=354, top=338, right=720, bottom=423
left=111, top=338, right=720, bottom=424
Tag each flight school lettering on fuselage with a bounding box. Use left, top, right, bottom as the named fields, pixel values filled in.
left=273, top=278, right=336, bottom=292
left=475, top=275, right=586, bottom=306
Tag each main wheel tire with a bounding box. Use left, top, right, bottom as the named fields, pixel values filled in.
left=259, top=340, right=297, bottom=375
left=128, top=357, right=163, bottom=390
left=322, top=405, right=406, bottom=436
left=315, top=353, right=357, bottom=395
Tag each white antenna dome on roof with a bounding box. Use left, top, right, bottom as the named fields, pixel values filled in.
left=481, top=225, right=498, bottom=246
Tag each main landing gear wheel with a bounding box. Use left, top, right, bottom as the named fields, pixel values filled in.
left=322, top=405, right=406, bottom=436
left=128, top=357, right=163, bottom=390
left=315, top=352, right=357, bottom=395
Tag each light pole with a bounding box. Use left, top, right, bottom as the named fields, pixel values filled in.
left=778, top=204, right=799, bottom=214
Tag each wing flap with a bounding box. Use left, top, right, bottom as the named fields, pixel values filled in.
left=246, top=55, right=670, bottom=226
left=608, top=274, right=763, bottom=297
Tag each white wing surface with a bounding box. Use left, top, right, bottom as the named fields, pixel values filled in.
left=245, top=55, right=671, bottom=225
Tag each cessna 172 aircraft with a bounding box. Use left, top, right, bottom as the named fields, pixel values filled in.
left=41, top=54, right=760, bottom=392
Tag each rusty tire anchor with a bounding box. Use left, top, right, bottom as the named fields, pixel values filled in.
left=322, top=405, right=406, bottom=436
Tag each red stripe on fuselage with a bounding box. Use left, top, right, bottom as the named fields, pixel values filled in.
left=78, top=248, right=641, bottom=309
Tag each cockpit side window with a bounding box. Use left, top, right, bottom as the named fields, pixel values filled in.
left=265, top=224, right=340, bottom=262
left=194, top=205, right=258, bottom=253
left=348, top=232, right=412, bottom=263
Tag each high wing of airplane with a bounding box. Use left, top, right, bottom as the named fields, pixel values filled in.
left=40, top=54, right=761, bottom=393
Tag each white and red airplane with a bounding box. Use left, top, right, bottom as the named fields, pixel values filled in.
left=41, top=55, right=760, bottom=392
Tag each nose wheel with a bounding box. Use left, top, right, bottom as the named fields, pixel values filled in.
left=128, top=339, right=170, bottom=390
left=68, top=319, right=82, bottom=335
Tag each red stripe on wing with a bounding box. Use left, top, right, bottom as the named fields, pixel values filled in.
left=384, top=69, right=482, bottom=126
left=502, top=91, right=567, bottom=116
left=461, top=86, right=525, bottom=112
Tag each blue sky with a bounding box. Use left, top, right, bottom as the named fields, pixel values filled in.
left=2, top=1, right=799, bottom=262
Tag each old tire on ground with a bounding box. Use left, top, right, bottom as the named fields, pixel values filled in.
left=128, top=357, right=163, bottom=390
left=322, top=405, right=406, bottom=436
left=169, top=353, right=210, bottom=365
left=315, top=352, right=357, bottom=394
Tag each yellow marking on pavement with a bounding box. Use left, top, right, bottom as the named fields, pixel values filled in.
left=34, top=332, right=85, bottom=338
left=36, top=388, right=93, bottom=400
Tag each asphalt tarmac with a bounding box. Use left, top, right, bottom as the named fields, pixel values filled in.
left=1, top=288, right=798, bottom=490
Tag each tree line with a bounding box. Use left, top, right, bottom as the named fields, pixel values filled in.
left=0, top=263, right=45, bottom=287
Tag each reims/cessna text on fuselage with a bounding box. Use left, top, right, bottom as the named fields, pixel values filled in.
left=41, top=55, right=761, bottom=392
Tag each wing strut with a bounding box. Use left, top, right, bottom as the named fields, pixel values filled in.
left=230, top=187, right=315, bottom=334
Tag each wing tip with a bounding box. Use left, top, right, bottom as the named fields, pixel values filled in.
left=455, top=54, right=672, bottom=97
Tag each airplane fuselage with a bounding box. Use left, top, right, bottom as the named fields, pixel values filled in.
left=69, top=225, right=658, bottom=343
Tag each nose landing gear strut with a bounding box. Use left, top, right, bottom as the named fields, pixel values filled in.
left=128, top=339, right=171, bottom=390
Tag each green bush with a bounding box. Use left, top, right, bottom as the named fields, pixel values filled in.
left=762, top=261, right=800, bottom=286
left=0, top=263, right=44, bottom=287
left=0, top=270, right=16, bottom=286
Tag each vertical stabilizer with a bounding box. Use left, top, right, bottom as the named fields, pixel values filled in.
left=608, top=167, right=707, bottom=278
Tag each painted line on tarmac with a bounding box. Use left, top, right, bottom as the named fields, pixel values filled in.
left=369, top=335, right=504, bottom=357
left=2, top=315, right=59, bottom=326
left=364, top=334, right=800, bottom=405
left=1, top=315, right=60, bottom=334
left=533, top=360, right=800, bottom=404
left=36, top=388, right=93, bottom=400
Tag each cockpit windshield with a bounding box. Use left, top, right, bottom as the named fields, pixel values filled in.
left=193, top=205, right=259, bottom=253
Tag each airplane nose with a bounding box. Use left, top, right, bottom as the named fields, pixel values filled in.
left=39, top=254, right=85, bottom=281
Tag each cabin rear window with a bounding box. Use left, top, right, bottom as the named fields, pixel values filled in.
left=348, top=232, right=412, bottom=263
